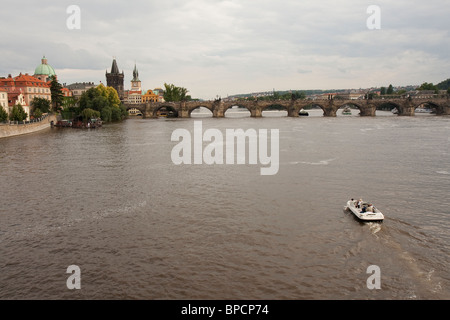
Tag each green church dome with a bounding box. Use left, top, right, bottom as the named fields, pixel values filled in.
left=34, top=56, right=56, bottom=76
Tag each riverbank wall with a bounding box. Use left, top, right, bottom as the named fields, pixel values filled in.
left=0, top=114, right=57, bottom=139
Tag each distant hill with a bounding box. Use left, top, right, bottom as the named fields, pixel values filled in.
left=436, top=78, right=450, bottom=90
left=228, top=89, right=347, bottom=99
left=227, top=79, right=449, bottom=99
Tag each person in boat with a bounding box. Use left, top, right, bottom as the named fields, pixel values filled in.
left=361, top=205, right=367, bottom=213
left=366, top=204, right=373, bottom=212
left=356, top=199, right=362, bottom=208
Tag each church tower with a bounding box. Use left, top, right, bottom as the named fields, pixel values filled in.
left=127, top=63, right=142, bottom=104
left=105, top=58, right=124, bottom=100
left=130, top=63, right=141, bottom=92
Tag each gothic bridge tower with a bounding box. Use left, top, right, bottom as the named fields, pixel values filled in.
left=106, top=58, right=124, bottom=100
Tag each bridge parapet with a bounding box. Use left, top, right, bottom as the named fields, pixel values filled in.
left=124, top=95, right=449, bottom=118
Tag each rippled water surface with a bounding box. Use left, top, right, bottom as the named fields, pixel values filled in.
left=1, top=110, right=449, bottom=299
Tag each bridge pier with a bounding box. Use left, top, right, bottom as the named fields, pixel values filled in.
left=399, top=107, right=415, bottom=116
left=323, top=102, right=336, bottom=116
left=250, top=108, right=262, bottom=117
left=287, top=101, right=298, bottom=117
left=143, top=110, right=153, bottom=119
left=288, top=109, right=299, bottom=117
left=178, top=101, right=189, bottom=118
left=441, top=103, right=450, bottom=115
left=359, top=104, right=376, bottom=116
left=213, top=109, right=224, bottom=117
left=212, top=101, right=225, bottom=117
left=398, top=101, right=415, bottom=116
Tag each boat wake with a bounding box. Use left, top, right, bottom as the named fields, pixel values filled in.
left=289, top=158, right=337, bottom=166
left=375, top=219, right=447, bottom=298
left=367, top=222, right=382, bottom=235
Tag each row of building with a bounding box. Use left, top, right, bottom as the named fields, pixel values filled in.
left=66, top=58, right=165, bottom=104
left=1, top=56, right=164, bottom=121
left=104, top=58, right=164, bottom=104
left=0, top=56, right=65, bottom=120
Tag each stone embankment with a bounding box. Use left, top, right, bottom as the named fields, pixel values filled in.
left=0, top=114, right=57, bottom=139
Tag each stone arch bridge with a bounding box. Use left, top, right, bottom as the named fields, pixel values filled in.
left=125, top=95, right=450, bottom=118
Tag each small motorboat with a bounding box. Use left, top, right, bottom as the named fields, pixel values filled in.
left=342, top=106, right=351, bottom=115
left=299, top=109, right=309, bottom=116
left=415, top=107, right=433, bottom=114
left=344, top=199, right=384, bottom=222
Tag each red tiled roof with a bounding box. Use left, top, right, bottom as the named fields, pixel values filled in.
left=0, top=73, right=50, bottom=88
left=61, top=87, right=72, bottom=96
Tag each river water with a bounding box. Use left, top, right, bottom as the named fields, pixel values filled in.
left=0, top=109, right=449, bottom=300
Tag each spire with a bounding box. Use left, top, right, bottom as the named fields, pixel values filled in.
left=132, top=63, right=139, bottom=81
left=110, top=58, right=119, bottom=74
left=42, top=55, right=47, bottom=65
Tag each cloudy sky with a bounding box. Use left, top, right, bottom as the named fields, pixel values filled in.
left=1, top=0, right=449, bottom=99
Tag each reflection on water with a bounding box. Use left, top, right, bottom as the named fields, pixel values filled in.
left=0, top=113, right=449, bottom=299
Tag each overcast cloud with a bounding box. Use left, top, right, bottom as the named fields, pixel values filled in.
left=1, top=0, right=449, bottom=99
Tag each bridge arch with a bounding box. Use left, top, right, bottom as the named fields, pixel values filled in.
left=260, top=102, right=289, bottom=117
left=223, top=103, right=252, bottom=116
left=189, top=104, right=214, bottom=117
left=126, top=104, right=146, bottom=113
left=376, top=101, right=401, bottom=114
left=413, top=101, right=441, bottom=115
left=152, top=103, right=179, bottom=118
left=336, top=102, right=362, bottom=116
left=299, top=102, right=327, bottom=116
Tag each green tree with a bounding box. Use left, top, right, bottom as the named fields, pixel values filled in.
left=78, top=84, right=125, bottom=122
left=365, top=92, right=375, bottom=99
left=61, top=96, right=77, bottom=110
left=436, top=78, right=450, bottom=90
left=163, top=83, right=189, bottom=102
left=417, top=82, right=438, bottom=93
left=33, top=108, right=43, bottom=119
left=49, top=75, right=64, bottom=112
left=417, top=82, right=437, bottom=91
left=120, top=104, right=128, bottom=118
left=80, top=108, right=100, bottom=121
left=0, top=107, right=8, bottom=122
left=60, top=96, right=78, bottom=119
left=101, top=107, right=112, bottom=123
left=30, top=97, right=51, bottom=114
left=105, top=86, right=121, bottom=109
left=9, top=104, right=28, bottom=121
left=111, top=106, right=123, bottom=121
left=447, top=88, right=450, bottom=94
left=380, top=87, right=386, bottom=95
left=291, top=91, right=306, bottom=100
left=387, top=84, right=394, bottom=95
